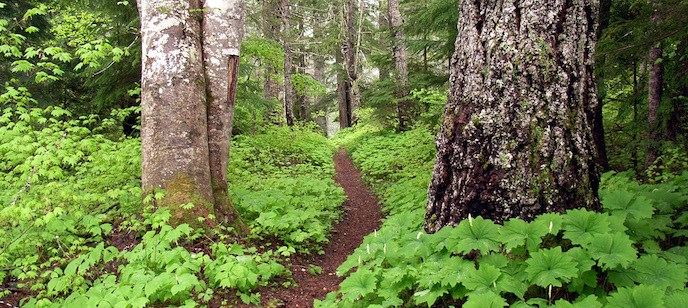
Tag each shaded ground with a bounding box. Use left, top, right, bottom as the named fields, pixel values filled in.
left=258, top=148, right=383, bottom=307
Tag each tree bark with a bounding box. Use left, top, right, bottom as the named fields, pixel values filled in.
left=202, top=0, right=245, bottom=225
left=139, top=0, right=214, bottom=226
left=645, top=42, right=663, bottom=170
left=388, top=0, right=411, bottom=131
left=592, top=0, right=611, bottom=171
left=336, top=46, right=352, bottom=129
left=344, top=0, right=359, bottom=123
left=281, top=0, right=294, bottom=126
left=139, top=0, right=244, bottom=227
left=425, top=0, right=601, bottom=232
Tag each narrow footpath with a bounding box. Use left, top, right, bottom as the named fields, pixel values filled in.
left=259, top=148, right=383, bottom=307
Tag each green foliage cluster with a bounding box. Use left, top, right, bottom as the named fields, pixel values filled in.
left=0, top=105, right=141, bottom=290
left=320, top=125, right=688, bottom=307
left=21, top=209, right=288, bottom=307
left=0, top=107, right=345, bottom=304
left=229, top=125, right=345, bottom=252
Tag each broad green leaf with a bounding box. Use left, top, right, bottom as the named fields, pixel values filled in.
left=665, top=290, right=688, bottom=308
left=587, top=233, right=637, bottom=270
left=448, top=216, right=501, bottom=254
left=500, top=218, right=548, bottom=251
left=463, top=264, right=501, bottom=291
left=525, top=247, right=578, bottom=287
left=630, top=255, right=687, bottom=291
left=413, top=285, right=448, bottom=307
left=340, top=269, right=377, bottom=301
left=605, top=285, right=665, bottom=308
left=602, top=190, right=654, bottom=221
left=552, top=295, right=601, bottom=308
left=463, top=291, right=508, bottom=308
left=562, top=209, right=610, bottom=246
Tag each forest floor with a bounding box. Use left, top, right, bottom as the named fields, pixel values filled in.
left=256, top=148, right=383, bottom=307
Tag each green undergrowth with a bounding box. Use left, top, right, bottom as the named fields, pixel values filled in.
left=321, top=124, right=688, bottom=307
left=229, top=125, right=345, bottom=252
left=1, top=105, right=344, bottom=306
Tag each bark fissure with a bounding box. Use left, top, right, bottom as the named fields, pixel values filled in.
left=425, top=0, right=601, bottom=232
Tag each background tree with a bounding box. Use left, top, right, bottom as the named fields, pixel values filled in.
left=388, top=0, right=411, bottom=131
left=138, top=0, right=244, bottom=227
left=425, top=0, right=601, bottom=232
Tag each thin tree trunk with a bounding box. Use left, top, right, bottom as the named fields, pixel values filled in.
left=378, top=0, right=389, bottom=80
left=592, top=0, right=611, bottom=171
left=202, top=0, right=244, bottom=225
left=282, top=0, right=294, bottom=126
left=645, top=42, right=663, bottom=170
left=336, top=46, right=352, bottom=128
left=344, top=0, right=359, bottom=123
left=425, top=0, right=601, bottom=232
left=388, top=0, right=411, bottom=131
left=262, top=0, right=281, bottom=124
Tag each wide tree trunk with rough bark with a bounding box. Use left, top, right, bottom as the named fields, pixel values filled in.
left=425, top=0, right=601, bottom=232
left=644, top=5, right=664, bottom=171
left=388, top=0, right=411, bottom=131
left=138, top=0, right=244, bottom=227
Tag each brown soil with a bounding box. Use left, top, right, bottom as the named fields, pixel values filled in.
left=257, top=148, right=383, bottom=307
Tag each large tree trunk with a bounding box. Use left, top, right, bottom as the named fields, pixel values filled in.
left=388, top=0, right=411, bottom=131
left=139, top=0, right=244, bottom=228
left=282, top=0, right=295, bottom=126
left=139, top=0, right=214, bottom=226
left=203, top=0, right=245, bottom=225
left=425, top=0, right=601, bottom=232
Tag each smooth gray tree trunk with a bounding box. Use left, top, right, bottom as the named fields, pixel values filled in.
left=139, top=0, right=244, bottom=227
left=425, top=0, right=601, bottom=232
left=203, top=0, right=245, bottom=225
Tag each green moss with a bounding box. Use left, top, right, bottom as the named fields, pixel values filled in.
left=159, top=174, right=216, bottom=230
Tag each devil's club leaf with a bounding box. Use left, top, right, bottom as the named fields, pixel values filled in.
left=449, top=216, right=501, bottom=254
left=605, top=285, right=665, bottom=308
left=631, top=255, right=688, bottom=291
left=340, top=269, right=378, bottom=301
left=525, top=247, right=578, bottom=287
left=562, top=209, right=610, bottom=246
left=500, top=218, right=548, bottom=252
left=587, top=233, right=637, bottom=270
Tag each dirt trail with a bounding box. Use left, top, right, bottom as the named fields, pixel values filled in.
left=259, top=148, right=383, bottom=307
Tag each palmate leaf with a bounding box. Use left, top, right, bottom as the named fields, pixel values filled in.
left=340, top=269, right=378, bottom=301
left=525, top=247, right=578, bottom=287
left=447, top=216, right=501, bottom=254
left=500, top=218, right=548, bottom=252
left=605, top=285, right=665, bottom=308
left=552, top=295, right=602, bottom=308
left=413, top=285, right=448, bottom=307
left=587, top=233, right=637, bottom=270
left=601, top=190, right=655, bottom=221
left=463, top=291, right=508, bottom=308
left=562, top=209, right=610, bottom=246
left=630, top=255, right=688, bottom=291
left=463, top=264, right=501, bottom=291
left=665, top=290, right=688, bottom=308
